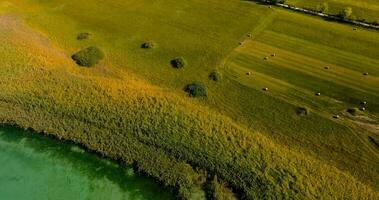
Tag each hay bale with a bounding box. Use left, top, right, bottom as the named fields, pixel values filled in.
left=264, top=57, right=269, bottom=60
left=263, top=87, right=269, bottom=91
left=247, top=33, right=252, bottom=38
left=361, top=101, right=367, bottom=105
left=363, top=72, right=369, bottom=76
left=246, top=72, right=251, bottom=76
left=271, top=53, right=276, bottom=57
left=360, top=107, right=366, bottom=111
left=315, top=92, right=321, bottom=96
left=333, top=115, right=340, bottom=119
left=324, top=66, right=330, bottom=70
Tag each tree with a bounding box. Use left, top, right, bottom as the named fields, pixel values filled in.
left=318, top=2, right=329, bottom=14
left=340, top=7, right=352, bottom=19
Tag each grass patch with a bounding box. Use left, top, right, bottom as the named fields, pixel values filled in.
left=71, top=46, right=104, bottom=67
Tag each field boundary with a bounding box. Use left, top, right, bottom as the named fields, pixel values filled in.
left=253, top=0, right=379, bottom=30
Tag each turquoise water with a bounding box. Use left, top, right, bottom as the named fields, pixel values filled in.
left=0, top=126, right=173, bottom=200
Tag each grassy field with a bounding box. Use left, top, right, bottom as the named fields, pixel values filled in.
left=285, top=0, right=379, bottom=22
left=0, top=0, right=378, bottom=199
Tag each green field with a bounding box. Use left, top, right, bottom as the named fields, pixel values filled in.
left=285, top=0, right=379, bottom=22
left=0, top=0, right=378, bottom=199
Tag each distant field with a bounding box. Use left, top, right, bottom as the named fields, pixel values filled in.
left=286, top=0, right=379, bottom=22
left=0, top=0, right=378, bottom=199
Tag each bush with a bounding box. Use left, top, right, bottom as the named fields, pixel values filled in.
left=317, top=2, right=328, bottom=13
left=77, top=32, right=91, bottom=40
left=209, top=71, right=222, bottom=81
left=185, top=82, right=207, bottom=97
left=71, top=46, right=104, bottom=67
left=141, top=41, right=156, bottom=49
left=347, top=108, right=358, bottom=116
left=171, top=57, right=187, bottom=68
left=339, top=7, right=353, bottom=19
left=297, top=107, right=309, bottom=115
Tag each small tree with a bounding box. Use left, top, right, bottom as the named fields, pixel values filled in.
left=209, top=70, right=222, bottom=81
left=318, top=2, right=329, bottom=14
left=171, top=57, right=187, bottom=68
left=340, top=7, right=352, bottom=19
left=185, top=82, right=207, bottom=97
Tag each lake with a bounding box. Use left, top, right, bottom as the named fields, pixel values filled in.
left=0, top=126, right=173, bottom=200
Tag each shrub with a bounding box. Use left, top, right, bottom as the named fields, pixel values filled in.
left=317, top=2, right=328, bottom=14
left=297, top=107, right=309, bottom=115
left=209, top=71, right=222, bottom=81
left=339, top=7, right=352, bottom=19
left=347, top=108, right=358, bottom=116
left=141, top=41, right=156, bottom=49
left=71, top=46, right=104, bottom=67
left=77, top=32, right=91, bottom=40
left=171, top=57, right=187, bottom=68
left=185, top=82, right=207, bottom=97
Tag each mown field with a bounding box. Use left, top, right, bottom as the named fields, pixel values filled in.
left=0, top=0, right=378, bottom=199
left=285, top=0, right=379, bottom=22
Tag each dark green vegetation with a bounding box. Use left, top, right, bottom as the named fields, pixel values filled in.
left=77, top=32, right=90, bottom=40
left=0, top=126, right=173, bottom=200
left=171, top=57, right=187, bottom=69
left=72, top=46, right=104, bottom=67
left=141, top=42, right=156, bottom=49
left=185, top=82, right=207, bottom=97
left=285, top=0, right=379, bottom=23
left=209, top=71, right=222, bottom=82
left=0, top=0, right=378, bottom=199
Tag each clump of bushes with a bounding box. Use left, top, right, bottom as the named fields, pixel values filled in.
left=347, top=107, right=358, bottom=116
left=141, top=41, right=156, bottom=49
left=77, top=32, right=91, bottom=40
left=71, top=46, right=104, bottom=67
left=185, top=82, right=207, bottom=97
left=297, top=107, right=309, bottom=115
left=209, top=70, right=222, bottom=81
left=171, top=57, right=187, bottom=68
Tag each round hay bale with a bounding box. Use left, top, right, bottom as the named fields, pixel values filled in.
left=264, top=57, right=269, bottom=60
left=333, top=115, right=340, bottom=119
left=324, top=66, right=330, bottom=70
left=246, top=72, right=251, bottom=76
left=363, top=72, right=369, bottom=76
left=315, top=92, right=321, bottom=96
left=271, top=53, right=276, bottom=57
left=263, top=87, right=269, bottom=91
left=360, top=107, right=366, bottom=111
left=361, top=101, right=367, bottom=105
